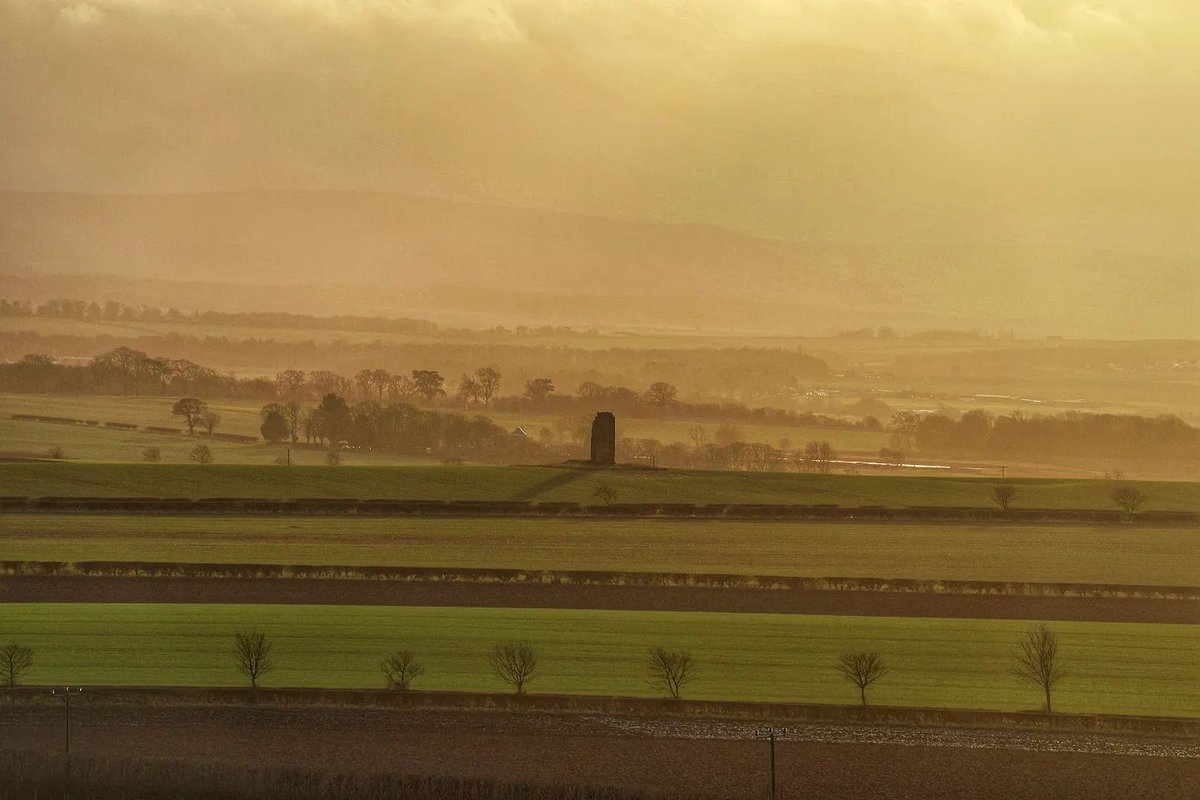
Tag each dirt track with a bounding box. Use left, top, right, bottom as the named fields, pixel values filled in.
left=4, top=575, right=1198, bottom=622
left=3, top=704, right=1197, bottom=799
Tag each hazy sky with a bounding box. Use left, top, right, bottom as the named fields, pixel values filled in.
left=2, top=1, right=1197, bottom=252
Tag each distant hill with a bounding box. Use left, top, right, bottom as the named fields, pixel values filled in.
left=1, top=191, right=1195, bottom=336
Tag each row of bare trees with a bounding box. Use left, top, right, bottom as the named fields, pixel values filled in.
left=989, top=483, right=1150, bottom=518
left=837, top=626, right=1066, bottom=712
left=1, top=625, right=1070, bottom=712
left=232, top=634, right=699, bottom=701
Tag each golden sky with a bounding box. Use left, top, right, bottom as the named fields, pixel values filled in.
left=2, top=1, right=1197, bottom=256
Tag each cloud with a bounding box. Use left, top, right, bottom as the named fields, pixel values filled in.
left=0, top=0, right=1196, bottom=256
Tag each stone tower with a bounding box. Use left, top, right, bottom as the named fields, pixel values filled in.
left=589, top=412, right=616, bottom=466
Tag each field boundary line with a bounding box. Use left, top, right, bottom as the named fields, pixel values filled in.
left=4, top=560, right=1199, bottom=600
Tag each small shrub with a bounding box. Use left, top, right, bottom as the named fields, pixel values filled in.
left=142, top=447, right=162, bottom=463
left=592, top=484, right=617, bottom=505
left=1110, top=485, right=1149, bottom=519
left=990, top=484, right=1016, bottom=510
left=325, top=450, right=342, bottom=466
left=44, top=446, right=65, bottom=459
left=189, top=443, right=214, bottom=465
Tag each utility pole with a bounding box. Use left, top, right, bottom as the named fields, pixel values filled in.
left=1000, top=465, right=1007, bottom=479
left=758, top=726, right=783, bottom=800
left=50, top=686, right=82, bottom=800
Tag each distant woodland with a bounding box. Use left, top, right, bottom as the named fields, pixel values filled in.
left=0, top=331, right=830, bottom=406
left=3, top=346, right=1198, bottom=471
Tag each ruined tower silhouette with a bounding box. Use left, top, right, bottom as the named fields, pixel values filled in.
left=589, top=412, right=616, bottom=466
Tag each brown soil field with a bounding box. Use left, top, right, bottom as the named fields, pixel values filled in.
left=3, top=704, right=1197, bottom=799
left=4, top=575, right=1199, bottom=623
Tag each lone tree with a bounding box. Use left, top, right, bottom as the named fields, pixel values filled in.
left=837, top=651, right=888, bottom=711
left=233, top=629, right=274, bottom=701
left=592, top=484, right=617, bottom=506
left=1, top=643, right=33, bottom=693
left=524, top=377, right=556, bottom=404
left=189, top=443, right=214, bottom=464
left=991, top=484, right=1017, bottom=510
left=171, top=397, right=208, bottom=435
left=141, top=447, right=162, bottom=463
left=1110, top=485, right=1149, bottom=520
left=474, top=366, right=501, bottom=406
left=647, top=646, right=698, bottom=700
left=804, top=440, right=837, bottom=474
left=259, top=408, right=290, bottom=444
left=1012, top=624, right=1066, bottom=713
left=380, top=651, right=425, bottom=690
left=199, top=409, right=222, bottom=435
left=489, top=640, right=538, bottom=695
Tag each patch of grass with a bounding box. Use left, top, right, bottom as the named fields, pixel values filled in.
left=1, top=462, right=1197, bottom=509
left=5, top=604, right=1197, bottom=717
left=0, top=416, right=437, bottom=467
left=484, top=410, right=892, bottom=452
left=3, top=515, right=1198, bottom=586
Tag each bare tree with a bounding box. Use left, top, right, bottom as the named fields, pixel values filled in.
left=142, top=446, right=162, bottom=463
left=233, top=629, right=274, bottom=701
left=171, top=397, right=207, bottom=435
left=1012, top=624, right=1066, bottom=713
left=837, top=651, right=888, bottom=710
left=489, top=640, right=538, bottom=695
left=647, top=646, right=698, bottom=700
left=1110, top=485, right=1149, bottom=520
left=991, top=484, right=1017, bottom=510
left=283, top=400, right=303, bottom=442
left=325, top=450, right=342, bottom=466
left=199, top=409, right=222, bottom=435
left=380, top=651, right=425, bottom=690
left=1, top=643, right=33, bottom=694
left=474, top=366, right=501, bottom=405
left=687, top=424, right=708, bottom=452
left=524, top=377, right=555, bottom=404
left=456, top=373, right=482, bottom=405
left=592, top=484, right=617, bottom=506
left=189, top=443, right=214, bottom=464
left=274, top=369, right=307, bottom=398
left=643, top=381, right=678, bottom=407
left=804, top=440, right=837, bottom=474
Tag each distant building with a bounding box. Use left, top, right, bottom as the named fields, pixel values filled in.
left=590, top=412, right=615, bottom=466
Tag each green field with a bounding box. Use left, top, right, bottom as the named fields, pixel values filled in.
left=4, top=604, right=1196, bottom=717
left=3, top=463, right=1197, bottom=509
left=4, top=515, right=1197, bottom=586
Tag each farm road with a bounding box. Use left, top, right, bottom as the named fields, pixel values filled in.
left=4, top=575, right=1198, bottom=623
left=3, top=705, right=1198, bottom=799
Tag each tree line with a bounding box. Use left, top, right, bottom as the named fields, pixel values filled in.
left=0, top=346, right=851, bottom=431
left=257, top=394, right=544, bottom=462
left=0, top=330, right=830, bottom=404
left=2, top=624, right=1071, bottom=712
left=0, top=296, right=599, bottom=340
left=891, top=409, right=1200, bottom=466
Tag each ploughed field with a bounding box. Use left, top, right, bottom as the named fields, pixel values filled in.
left=4, top=705, right=1199, bottom=800
left=4, top=514, right=1199, bottom=587
left=5, top=603, right=1200, bottom=717
left=4, top=462, right=1199, bottom=509
left=9, top=574, right=1199, bottom=623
